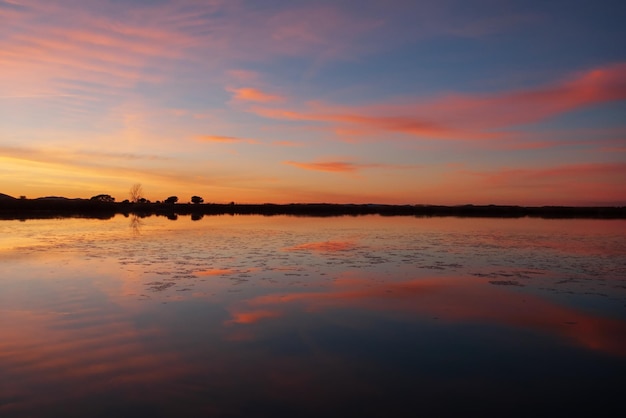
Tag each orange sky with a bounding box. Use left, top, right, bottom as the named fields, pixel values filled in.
left=1, top=0, right=625, bottom=205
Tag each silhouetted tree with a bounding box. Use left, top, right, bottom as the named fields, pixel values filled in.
left=191, top=196, right=204, bottom=204
left=90, top=194, right=115, bottom=203
left=165, top=196, right=178, bottom=204
left=129, top=183, right=144, bottom=203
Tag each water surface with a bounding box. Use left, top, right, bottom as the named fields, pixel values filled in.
left=1, top=215, right=625, bottom=417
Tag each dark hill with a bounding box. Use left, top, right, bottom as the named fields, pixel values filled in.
left=0, top=193, right=16, bottom=200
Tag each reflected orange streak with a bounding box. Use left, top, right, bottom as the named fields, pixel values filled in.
left=284, top=240, right=358, bottom=252
left=241, top=277, right=626, bottom=356
left=226, top=309, right=283, bottom=325
left=0, top=309, right=187, bottom=401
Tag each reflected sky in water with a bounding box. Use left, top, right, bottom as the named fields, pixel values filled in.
left=1, top=215, right=625, bottom=417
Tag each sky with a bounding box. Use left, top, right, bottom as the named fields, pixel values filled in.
left=1, top=0, right=625, bottom=205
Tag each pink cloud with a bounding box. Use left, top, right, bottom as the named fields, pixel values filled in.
left=252, top=107, right=460, bottom=139
left=423, top=63, right=626, bottom=130
left=196, top=135, right=258, bottom=144
left=284, top=160, right=384, bottom=173
left=196, top=135, right=303, bottom=147
left=0, top=0, right=202, bottom=103
left=283, top=159, right=415, bottom=176
left=285, top=161, right=359, bottom=173
left=228, top=87, right=284, bottom=103
left=248, top=63, right=626, bottom=142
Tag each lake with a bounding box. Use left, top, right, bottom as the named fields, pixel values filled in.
left=1, top=214, right=625, bottom=417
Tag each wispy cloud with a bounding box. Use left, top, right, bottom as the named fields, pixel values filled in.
left=0, top=0, right=204, bottom=126
left=248, top=63, right=626, bottom=143
left=1, top=9, right=188, bottom=88
left=0, top=94, right=79, bottom=99
left=196, top=135, right=308, bottom=148
left=0, top=144, right=225, bottom=198
left=284, top=160, right=385, bottom=173
left=465, top=163, right=626, bottom=188
left=422, top=63, right=626, bottom=130
left=228, top=87, right=284, bottom=103
left=443, top=162, right=626, bottom=205
left=0, top=145, right=171, bottom=163
left=271, top=140, right=303, bottom=147
left=254, top=107, right=457, bottom=139
left=196, top=135, right=259, bottom=144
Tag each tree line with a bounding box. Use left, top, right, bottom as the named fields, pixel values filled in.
left=90, top=184, right=204, bottom=205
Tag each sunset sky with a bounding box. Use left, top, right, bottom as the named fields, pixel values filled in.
left=1, top=0, right=625, bottom=205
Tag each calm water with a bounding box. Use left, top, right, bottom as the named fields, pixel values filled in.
left=1, top=215, right=625, bottom=417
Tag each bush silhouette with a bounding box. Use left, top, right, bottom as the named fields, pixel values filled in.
left=191, top=196, right=204, bottom=204
left=90, top=194, right=115, bottom=203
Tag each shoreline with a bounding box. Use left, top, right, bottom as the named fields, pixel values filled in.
left=1, top=199, right=625, bottom=220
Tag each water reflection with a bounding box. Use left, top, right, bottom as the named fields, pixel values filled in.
left=1, top=215, right=625, bottom=417
left=229, top=273, right=626, bottom=355
left=129, top=214, right=144, bottom=235
left=191, top=212, right=204, bottom=221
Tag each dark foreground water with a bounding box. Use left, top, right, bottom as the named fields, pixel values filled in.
left=1, top=215, right=625, bottom=417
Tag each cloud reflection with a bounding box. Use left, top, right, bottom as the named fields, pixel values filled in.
left=230, top=275, right=626, bottom=356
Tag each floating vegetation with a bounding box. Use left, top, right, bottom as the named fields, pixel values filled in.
left=489, top=280, right=525, bottom=287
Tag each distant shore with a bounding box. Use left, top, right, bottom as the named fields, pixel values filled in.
left=1, top=197, right=625, bottom=220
